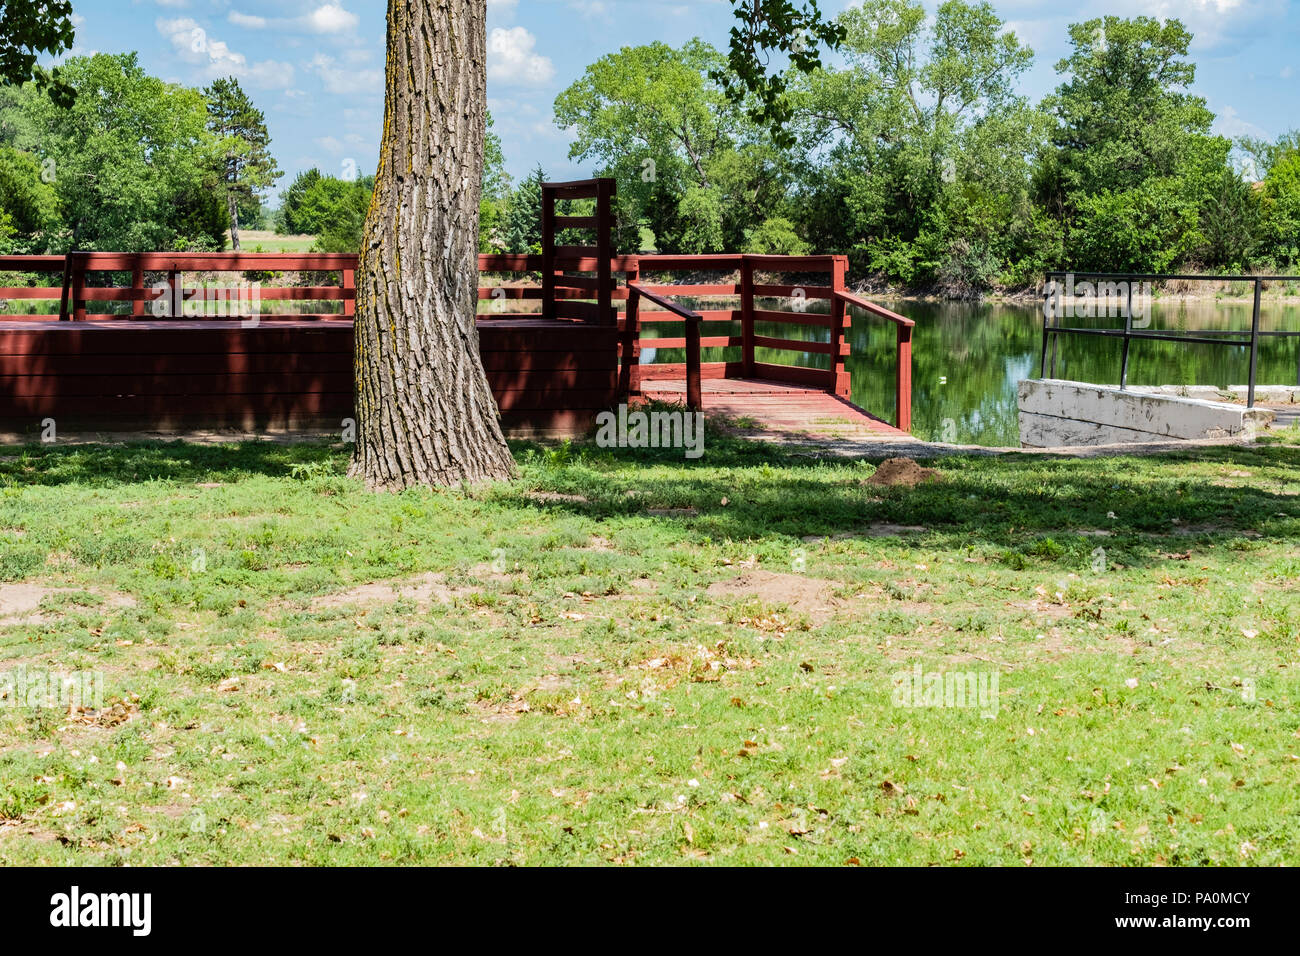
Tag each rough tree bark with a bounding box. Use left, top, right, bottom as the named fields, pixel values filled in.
left=350, top=0, right=516, bottom=490
left=228, top=192, right=241, bottom=251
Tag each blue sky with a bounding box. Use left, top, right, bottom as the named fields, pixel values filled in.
left=58, top=0, right=1300, bottom=202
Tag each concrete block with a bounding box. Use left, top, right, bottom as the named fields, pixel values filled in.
left=1018, top=379, right=1275, bottom=448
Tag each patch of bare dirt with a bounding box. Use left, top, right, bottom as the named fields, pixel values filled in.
left=0, top=584, right=135, bottom=625
left=0, top=584, right=53, bottom=619
left=801, top=523, right=928, bottom=542
left=468, top=563, right=518, bottom=585
left=707, top=570, right=840, bottom=624
left=527, top=491, right=589, bottom=505
left=0, top=823, right=65, bottom=844
left=472, top=695, right=532, bottom=723
left=310, top=572, right=454, bottom=611
left=646, top=507, right=699, bottom=518
left=1028, top=629, right=1141, bottom=659
left=1168, top=523, right=1261, bottom=538
left=1006, top=599, right=1074, bottom=621
left=864, top=458, right=942, bottom=488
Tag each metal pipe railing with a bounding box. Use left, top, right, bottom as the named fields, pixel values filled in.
left=1041, top=272, right=1300, bottom=407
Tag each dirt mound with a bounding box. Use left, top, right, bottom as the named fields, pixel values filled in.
left=865, top=458, right=942, bottom=488
left=310, top=572, right=453, bottom=610
left=707, top=570, right=839, bottom=624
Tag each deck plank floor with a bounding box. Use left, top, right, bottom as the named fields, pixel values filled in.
left=639, top=376, right=906, bottom=440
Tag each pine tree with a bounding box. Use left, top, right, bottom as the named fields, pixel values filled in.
left=204, top=77, right=282, bottom=250
left=502, top=165, right=546, bottom=255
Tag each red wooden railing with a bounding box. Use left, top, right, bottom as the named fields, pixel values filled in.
left=0, top=253, right=357, bottom=321
left=0, top=251, right=914, bottom=430
left=835, top=289, right=915, bottom=434
left=626, top=281, right=703, bottom=410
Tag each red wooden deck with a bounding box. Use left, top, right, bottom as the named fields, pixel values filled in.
left=0, top=316, right=616, bottom=435
left=640, top=377, right=906, bottom=439
left=0, top=177, right=915, bottom=440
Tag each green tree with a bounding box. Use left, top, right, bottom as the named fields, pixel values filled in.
left=479, top=110, right=509, bottom=251
left=204, top=76, right=282, bottom=250
left=0, top=144, right=59, bottom=252
left=316, top=175, right=374, bottom=253
left=790, top=0, right=1039, bottom=290
left=0, top=1, right=76, bottom=106
left=501, top=165, right=543, bottom=255
left=744, top=215, right=808, bottom=255
left=277, top=167, right=373, bottom=249
left=0, top=53, right=226, bottom=251
left=1195, top=165, right=1261, bottom=270
left=555, top=39, right=792, bottom=253
left=714, top=0, right=844, bottom=145
left=1040, top=16, right=1232, bottom=271
left=1259, top=149, right=1300, bottom=266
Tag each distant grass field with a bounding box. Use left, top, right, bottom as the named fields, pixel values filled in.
left=0, top=431, right=1297, bottom=865
left=239, top=230, right=318, bottom=254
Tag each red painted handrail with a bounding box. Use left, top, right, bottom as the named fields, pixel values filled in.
left=627, top=281, right=702, bottom=411
left=833, top=289, right=915, bottom=327
left=834, top=289, right=913, bottom=431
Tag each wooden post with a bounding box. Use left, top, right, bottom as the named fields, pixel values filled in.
left=830, top=255, right=848, bottom=397
left=58, top=253, right=73, bottom=322
left=740, top=256, right=755, bottom=378
left=541, top=185, right=556, bottom=322
left=596, top=178, right=613, bottom=325
left=620, top=262, right=641, bottom=399
left=342, top=267, right=356, bottom=318
left=896, top=323, right=913, bottom=433
left=131, top=257, right=145, bottom=318
left=685, top=315, right=702, bottom=412
left=72, top=253, right=87, bottom=322
left=168, top=269, right=180, bottom=318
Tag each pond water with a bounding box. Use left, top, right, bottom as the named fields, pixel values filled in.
left=651, top=298, right=1300, bottom=446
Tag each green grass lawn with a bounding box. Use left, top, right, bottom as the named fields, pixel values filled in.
left=0, top=432, right=1297, bottom=865
left=238, top=230, right=318, bottom=253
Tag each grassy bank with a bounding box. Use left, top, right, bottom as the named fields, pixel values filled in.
left=0, top=433, right=1297, bottom=865
left=238, top=230, right=318, bottom=254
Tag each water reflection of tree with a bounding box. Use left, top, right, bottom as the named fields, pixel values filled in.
left=848, top=301, right=1300, bottom=445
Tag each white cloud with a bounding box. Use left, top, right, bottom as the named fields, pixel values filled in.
left=1214, top=104, right=1268, bottom=139
left=305, top=3, right=359, bottom=34
left=308, top=53, right=383, bottom=95
left=228, top=12, right=268, bottom=29
left=488, top=27, right=555, bottom=87
left=226, top=4, right=359, bottom=36
left=155, top=17, right=294, bottom=89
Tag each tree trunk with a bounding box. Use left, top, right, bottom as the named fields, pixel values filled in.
left=350, top=0, right=515, bottom=490
left=228, top=189, right=241, bottom=251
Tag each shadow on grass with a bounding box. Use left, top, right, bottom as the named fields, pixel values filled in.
left=0, top=440, right=342, bottom=487
left=3, top=434, right=1298, bottom=570
left=502, top=435, right=1300, bottom=569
